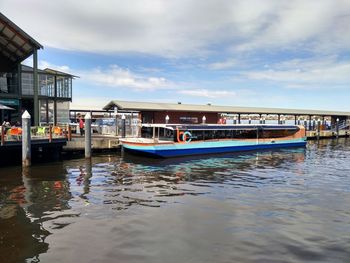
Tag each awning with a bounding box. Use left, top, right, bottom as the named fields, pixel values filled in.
left=0, top=103, right=15, bottom=110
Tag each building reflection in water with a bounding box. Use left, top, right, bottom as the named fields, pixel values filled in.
left=0, top=164, right=73, bottom=263
left=0, top=147, right=307, bottom=262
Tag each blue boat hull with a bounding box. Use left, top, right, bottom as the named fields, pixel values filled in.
left=122, top=139, right=307, bottom=158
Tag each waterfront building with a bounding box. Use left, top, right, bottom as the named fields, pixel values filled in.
left=103, top=100, right=350, bottom=127
left=0, top=12, right=75, bottom=125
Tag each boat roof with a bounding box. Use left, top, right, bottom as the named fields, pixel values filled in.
left=142, top=124, right=301, bottom=131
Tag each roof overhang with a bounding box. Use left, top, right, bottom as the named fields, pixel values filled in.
left=103, top=100, right=350, bottom=117
left=0, top=12, right=43, bottom=72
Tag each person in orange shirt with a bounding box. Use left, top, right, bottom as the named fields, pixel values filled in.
left=79, top=116, right=85, bottom=136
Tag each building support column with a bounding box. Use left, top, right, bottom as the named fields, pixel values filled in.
left=17, top=64, right=22, bottom=122
left=54, top=75, right=57, bottom=125
left=46, top=99, right=49, bottom=124
left=309, top=115, right=312, bottom=130
left=33, top=48, right=39, bottom=126
left=278, top=114, right=280, bottom=125
left=238, top=114, right=241, bottom=124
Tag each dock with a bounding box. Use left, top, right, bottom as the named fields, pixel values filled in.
left=63, top=135, right=120, bottom=152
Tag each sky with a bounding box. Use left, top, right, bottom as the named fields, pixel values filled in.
left=1, top=0, right=350, bottom=111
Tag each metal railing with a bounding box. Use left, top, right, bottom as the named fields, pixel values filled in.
left=0, top=124, right=70, bottom=145
left=331, top=120, right=349, bottom=131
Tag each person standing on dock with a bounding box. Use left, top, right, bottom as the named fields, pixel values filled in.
left=79, top=116, right=85, bottom=136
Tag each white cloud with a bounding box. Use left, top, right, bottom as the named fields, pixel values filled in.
left=178, top=89, right=235, bottom=98
left=78, top=65, right=172, bottom=90
left=22, top=58, right=72, bottom=74
left=39, top=61, right=71, bottom=73
left=207, top=59, right=237, bottom=70
left=2, top=0, right=350, bottom=57
left=23, top=58, right=174, bottom=91
left=242, top=57, right=350, bottom=88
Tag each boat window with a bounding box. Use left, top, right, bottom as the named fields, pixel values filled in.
left=141, top=126, right=153, bottom=138
left=183, top=129, right=259, bottom=141
left=167, top=126, right=299, bottom=142
left=159, top=128, right=175, bottom=141
left=141, top=127, right=175, bottom=141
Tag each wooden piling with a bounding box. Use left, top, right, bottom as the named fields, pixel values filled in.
left=49, top=125, right=52, bottom=143
left=68, top=124, right=72, bottom=141
left=1, top=126, right=4, bottom=146
left=85, top=112, right=92, bottom=158
left=22, top=110, right=31, bottom=167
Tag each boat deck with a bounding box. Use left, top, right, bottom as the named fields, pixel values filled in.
left=120, top=138, right=174, bottom=144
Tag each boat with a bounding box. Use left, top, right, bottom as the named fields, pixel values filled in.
left=120, top=124, right=307, bottom=158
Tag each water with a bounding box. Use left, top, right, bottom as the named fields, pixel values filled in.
left=1, top=139, right=350, bottom=263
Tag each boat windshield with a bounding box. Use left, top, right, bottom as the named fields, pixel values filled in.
left=141, top=124, right=301, bottom=142
left=141, top=126, right=175, bottom=141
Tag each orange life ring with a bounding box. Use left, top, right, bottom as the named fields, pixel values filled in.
left=176, top=128, right=192, bottom=143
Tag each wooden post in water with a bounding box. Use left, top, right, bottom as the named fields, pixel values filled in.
left=85, top=112, right=92, bottom=158
left=68, top=124, right=72, bottom=141
left=317, top=119, right=321, bottom=140
left=22, top=110, right=31, bottom=167
left=49, top=125, right=52, bottom=143
left=1, top=125, right=4, bottom=146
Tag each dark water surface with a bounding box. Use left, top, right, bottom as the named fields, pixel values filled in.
left=1, top=139, right=350, bottom=263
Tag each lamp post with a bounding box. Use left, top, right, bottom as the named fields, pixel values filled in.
left=165, top=115, right=170, bottom=124
left=336, top=118, right=339, bottom=138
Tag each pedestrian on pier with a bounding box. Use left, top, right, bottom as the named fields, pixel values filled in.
left=79, top=116, right=85, bottom=136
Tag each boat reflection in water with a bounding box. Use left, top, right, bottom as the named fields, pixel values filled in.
left=120, top=124, right=307, bottom=158
left=121, top=147, right=306, bottom=185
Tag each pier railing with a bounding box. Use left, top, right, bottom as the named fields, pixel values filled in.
left=0, top=124, right=71, bottom=145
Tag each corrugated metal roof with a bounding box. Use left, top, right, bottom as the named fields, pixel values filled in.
left=103, top=100, right=350, bottom=116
